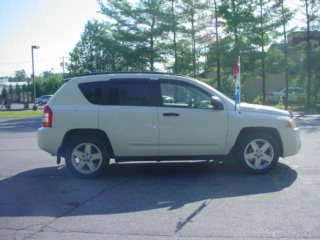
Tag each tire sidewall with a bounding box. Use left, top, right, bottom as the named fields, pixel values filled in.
left=236, top=132, right=280, bottom=174
left=65, top=136, right=109, bottom=178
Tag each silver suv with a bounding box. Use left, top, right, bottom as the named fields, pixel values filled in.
left=38, top=73, right=301, bottom=178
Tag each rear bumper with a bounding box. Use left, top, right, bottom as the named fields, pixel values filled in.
left=281, top=127, right=301, bottom=157
left=38, top=127, right=63, bottom=156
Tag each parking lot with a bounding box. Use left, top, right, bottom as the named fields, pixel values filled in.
left=0, top=116, right=320, bottom=240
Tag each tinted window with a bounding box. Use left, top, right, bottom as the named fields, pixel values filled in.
left=108, top=80, right=153, bottom=106
left=79, top=82, right=103, bottom=105
left=160, top=81, right=213, bottom=109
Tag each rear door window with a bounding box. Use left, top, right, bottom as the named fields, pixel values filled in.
left=107, top=79, right=156, bottom=106
left=79, top=79, right=157, bottom=106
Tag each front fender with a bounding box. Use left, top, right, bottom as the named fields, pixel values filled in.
left=224, top=111, right=289, bottom=155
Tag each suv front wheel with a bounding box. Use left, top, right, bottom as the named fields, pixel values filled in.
left=65, top=136, right=109, bottom=178
left=236, top=132, right=280, bottom=173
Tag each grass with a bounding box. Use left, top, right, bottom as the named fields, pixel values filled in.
left=0, top=110, right=42, bottom=119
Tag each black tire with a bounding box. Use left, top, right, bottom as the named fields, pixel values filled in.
left=235, top=132, right=280, bottom=174
left=65, top=135, right=109, bottom=178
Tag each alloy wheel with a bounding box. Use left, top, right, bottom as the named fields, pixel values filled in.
left=71, top=143, right=103, bottom=174
left=243, top=138, right=274, bottom=170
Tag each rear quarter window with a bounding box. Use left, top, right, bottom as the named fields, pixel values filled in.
left=78, top=82, right=104, bottom=105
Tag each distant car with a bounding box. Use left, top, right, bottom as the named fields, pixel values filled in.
left=36, top=95, right=53, bottom=105
left=267, top=87, right=304, bottom=104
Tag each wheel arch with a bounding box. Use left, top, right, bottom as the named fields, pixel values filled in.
left=231, top=127, right=283, bottom=157
left=59, top=128, right=115, bottom=158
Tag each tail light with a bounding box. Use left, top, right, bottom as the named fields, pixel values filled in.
left=42, top=105, right=53, bottom=127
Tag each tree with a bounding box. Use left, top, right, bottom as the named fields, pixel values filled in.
left=180, top=0, right=211, bottom=77
left=15, top=84, right=21, bottom=102
left=42, top=71, right=55, bottom=78
left=33, top=75, right=64, bottom=97
left=1, top=87, right=8, bottom=100
left=65, top=0, right=320, bottom=107
left=99, top=0, right=140, bottom=71
left=99, top=0, right=167, bottom=72
left=8, top=85, right=13, bottom=95
left=213, top=0, right=222, bottom=90
left=301, top=0, right=320, bottom=109
left=161, top=0, right=180, bottom=73
left=161, top=0, right=195, bottom=74
left=68, top=20, right=126, bottom=74
left=250, top=0, right=283, bottom=104
left=217, top=0, right=259, bottom=96
left=135, top=0, right=167, bottom=71
left=273, top=0, right=295, bottom=109
left=310, top=48, right=320, bottom=105
left=171, top=0, right=178, bottom=73
left=218, top=1, right=259, bottom=80
left=202, top=0, right=224, bottom=89
left=13, top=69, right=27, bottom=82
left=175, top=39, right=194, bottom=75
left=219, top=0, right=254, bottom=56
left=21, top=84, right=27, bottom=103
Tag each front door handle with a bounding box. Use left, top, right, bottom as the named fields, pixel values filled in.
left=163, top=112, right=180, bottom=117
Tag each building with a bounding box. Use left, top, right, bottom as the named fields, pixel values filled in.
left=0, top=78, right=28, bottom=94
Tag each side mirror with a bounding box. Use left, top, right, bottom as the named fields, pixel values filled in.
left=211, top=96, right=224, bottom=110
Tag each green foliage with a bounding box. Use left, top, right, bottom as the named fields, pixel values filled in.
left=265, top=47, right=285, bottom=73
left=64, top=0, right=320, bottom=107
left=253, top=95, right=263, bottom=104
left=0, top=73, right=63, bottom=103
left=219, top=0, right=255, bottom=55
left=1, top=87, right=7, bottom=98
left=68, top=20, right=124, bottom=74
left=98, top=0, right=168, bottom=72
left=11, top=69, right=28, bottom=82
left=35, top=75, right=64, bottom=96
left=8, top=85, right=13, bottom=94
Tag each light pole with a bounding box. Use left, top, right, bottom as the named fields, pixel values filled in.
left=31, top=45, right=40, bottom=110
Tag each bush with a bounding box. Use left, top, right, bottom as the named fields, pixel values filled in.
left=253, top=95, right=263, bottom=104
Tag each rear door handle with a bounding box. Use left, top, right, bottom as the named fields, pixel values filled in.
left=163, top=112, right=180, bottom=117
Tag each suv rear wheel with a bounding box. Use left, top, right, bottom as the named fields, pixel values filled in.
left=236, top=132, right=280, bottom=173
left=65, top=136, right=109, bottom=178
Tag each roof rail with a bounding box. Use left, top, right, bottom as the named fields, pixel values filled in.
left=69, top=71, right=187, bottom=78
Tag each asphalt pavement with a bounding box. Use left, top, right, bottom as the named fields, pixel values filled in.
left=0, top=116, right=320, bottom=240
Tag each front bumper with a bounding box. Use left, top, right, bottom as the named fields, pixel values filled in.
left=281, top=127, right=301, bottom=157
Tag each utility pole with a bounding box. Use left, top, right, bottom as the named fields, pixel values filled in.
left=213, top=0, right=221, bottom=90
left=61, top=57, right=65, bottom=79
left=31, top=45, right=40, bottom=111
left=281, top=0, right=289, bottom=110
left=305, top=0, right=312, bottom=111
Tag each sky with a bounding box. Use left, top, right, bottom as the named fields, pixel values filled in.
left=0, top=0, right=304, bottom=77
left=0, top=0, right=104, bottom=77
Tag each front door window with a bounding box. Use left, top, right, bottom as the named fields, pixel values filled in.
left=160, top=82, right=213, bottom=109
